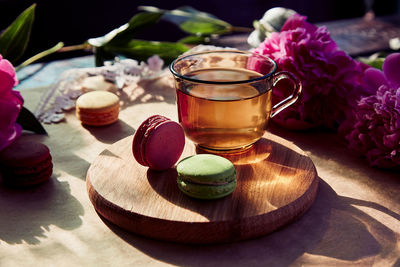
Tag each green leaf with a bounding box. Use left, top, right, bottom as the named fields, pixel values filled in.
left=138, top=6, right=232, bottom=36
left=0, top=4, right=36, bottom=64
left=88, top=12, right=163, bottom=48
left=17, top=106, right=47, bottom=135
left=179, top=21, right=229, bottom=35
left=358, top=56, right=385, bottom=70
left=178, top=35, right=209, bottom=44
left=108, top=12, right=163, bottom=45
left=104, top=39, right=189, bottom=64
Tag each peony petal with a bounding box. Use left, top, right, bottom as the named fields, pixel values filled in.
left=0, top=69, right=15, bottom=94
left=363, top=68, right=388, bottom=94
left=345, top=83, right=400, bottom=169
left=11, top=90, right=24, bottom=105
left=0, top=99, right=21, bottom=127
left=0, top=90, right=23, bottom=107
left=383, top=133, right=400, bottom=148
left=0, top=57, right=15, bottom=76
left=0, top=96, right=22, bottom=151
left=383, top=53, right=400, bottom=88
left=0, top=57, right=18, bottom=87
left=255, top=13, right=365, bottom=131
left=0, top=123, right=22, bottom=151
left=281, top=14, right=317, bottom=33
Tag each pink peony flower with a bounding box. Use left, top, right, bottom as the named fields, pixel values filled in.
left=345, top=53, right=400, bottom=169
left=255, top=14, right=367, bottom=130
left=0, top=54, right=23, bottom=151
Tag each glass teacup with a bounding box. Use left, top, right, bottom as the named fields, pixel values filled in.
left=170, top=50, right=301, bottom=153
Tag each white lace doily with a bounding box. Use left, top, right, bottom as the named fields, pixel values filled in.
left=34, top=55, right=165, bottom=124
left=34, top=45, right=235, bottom=124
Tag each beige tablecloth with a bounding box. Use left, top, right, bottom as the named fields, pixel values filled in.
left=1, top=74, right=399, bottom=267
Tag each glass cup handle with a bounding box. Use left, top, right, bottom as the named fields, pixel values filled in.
left=270, top=71, right=302, bottom=118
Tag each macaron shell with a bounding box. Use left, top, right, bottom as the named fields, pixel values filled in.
left=132, top=115, right=170, bottom=166
left=176, top=154, right=237, bottom=199
left=0, top=140, right=53, bottom=187
left=144, top=120, right=185, bottom=170
left=139, top=116, right=170, bottom=167
left=1, top=164, right=53, bottom=187
left=76, top=108, right=119, bottom=126
left=76, top=91, right=119, bottom=109
left=177, top=176, right=236, bottom=200
left=76, top=91, right=120, bottom=126
left=176, top=154, right=236, bottom=184
left=0, top=140, right=50, bottom=167
left=132, top=117, right=153, bottom=166
left=6, top=154, right=52, bottom=175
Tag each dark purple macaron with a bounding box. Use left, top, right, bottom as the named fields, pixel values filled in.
left=0, top=139, right=53, bottom=187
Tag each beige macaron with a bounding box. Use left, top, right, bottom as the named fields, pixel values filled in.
left=76, top=91, right=120, bottom=126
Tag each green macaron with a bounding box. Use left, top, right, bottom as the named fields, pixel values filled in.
left=176, top=154, right=237, bottom=200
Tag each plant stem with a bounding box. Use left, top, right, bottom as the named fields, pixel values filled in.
left=57, top=43, right=91, bottom=52
left=15, top=42, right=91, bottom=71
left=231, top=26, right=253, bottom=33
left=16, top=42, right=64, bottom=71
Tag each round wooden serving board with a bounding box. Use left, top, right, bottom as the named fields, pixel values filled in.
left=87, top=132, right=319, bottom=244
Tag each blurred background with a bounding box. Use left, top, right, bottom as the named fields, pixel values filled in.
left=0, top=0, right=399, bottom=61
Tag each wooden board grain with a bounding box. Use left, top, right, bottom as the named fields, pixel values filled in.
left=86, top=132, right=319, bottom=243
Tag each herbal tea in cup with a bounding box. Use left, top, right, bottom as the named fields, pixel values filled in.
left=170, top=50, right=301, bottom=153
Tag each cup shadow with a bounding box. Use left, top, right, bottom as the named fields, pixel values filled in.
left=147, top=136, right=316, bottom=218
left=198, top=137, right=314, bottom=170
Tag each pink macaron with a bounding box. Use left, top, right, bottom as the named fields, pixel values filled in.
left=132, top=115, right=185, bottom=170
